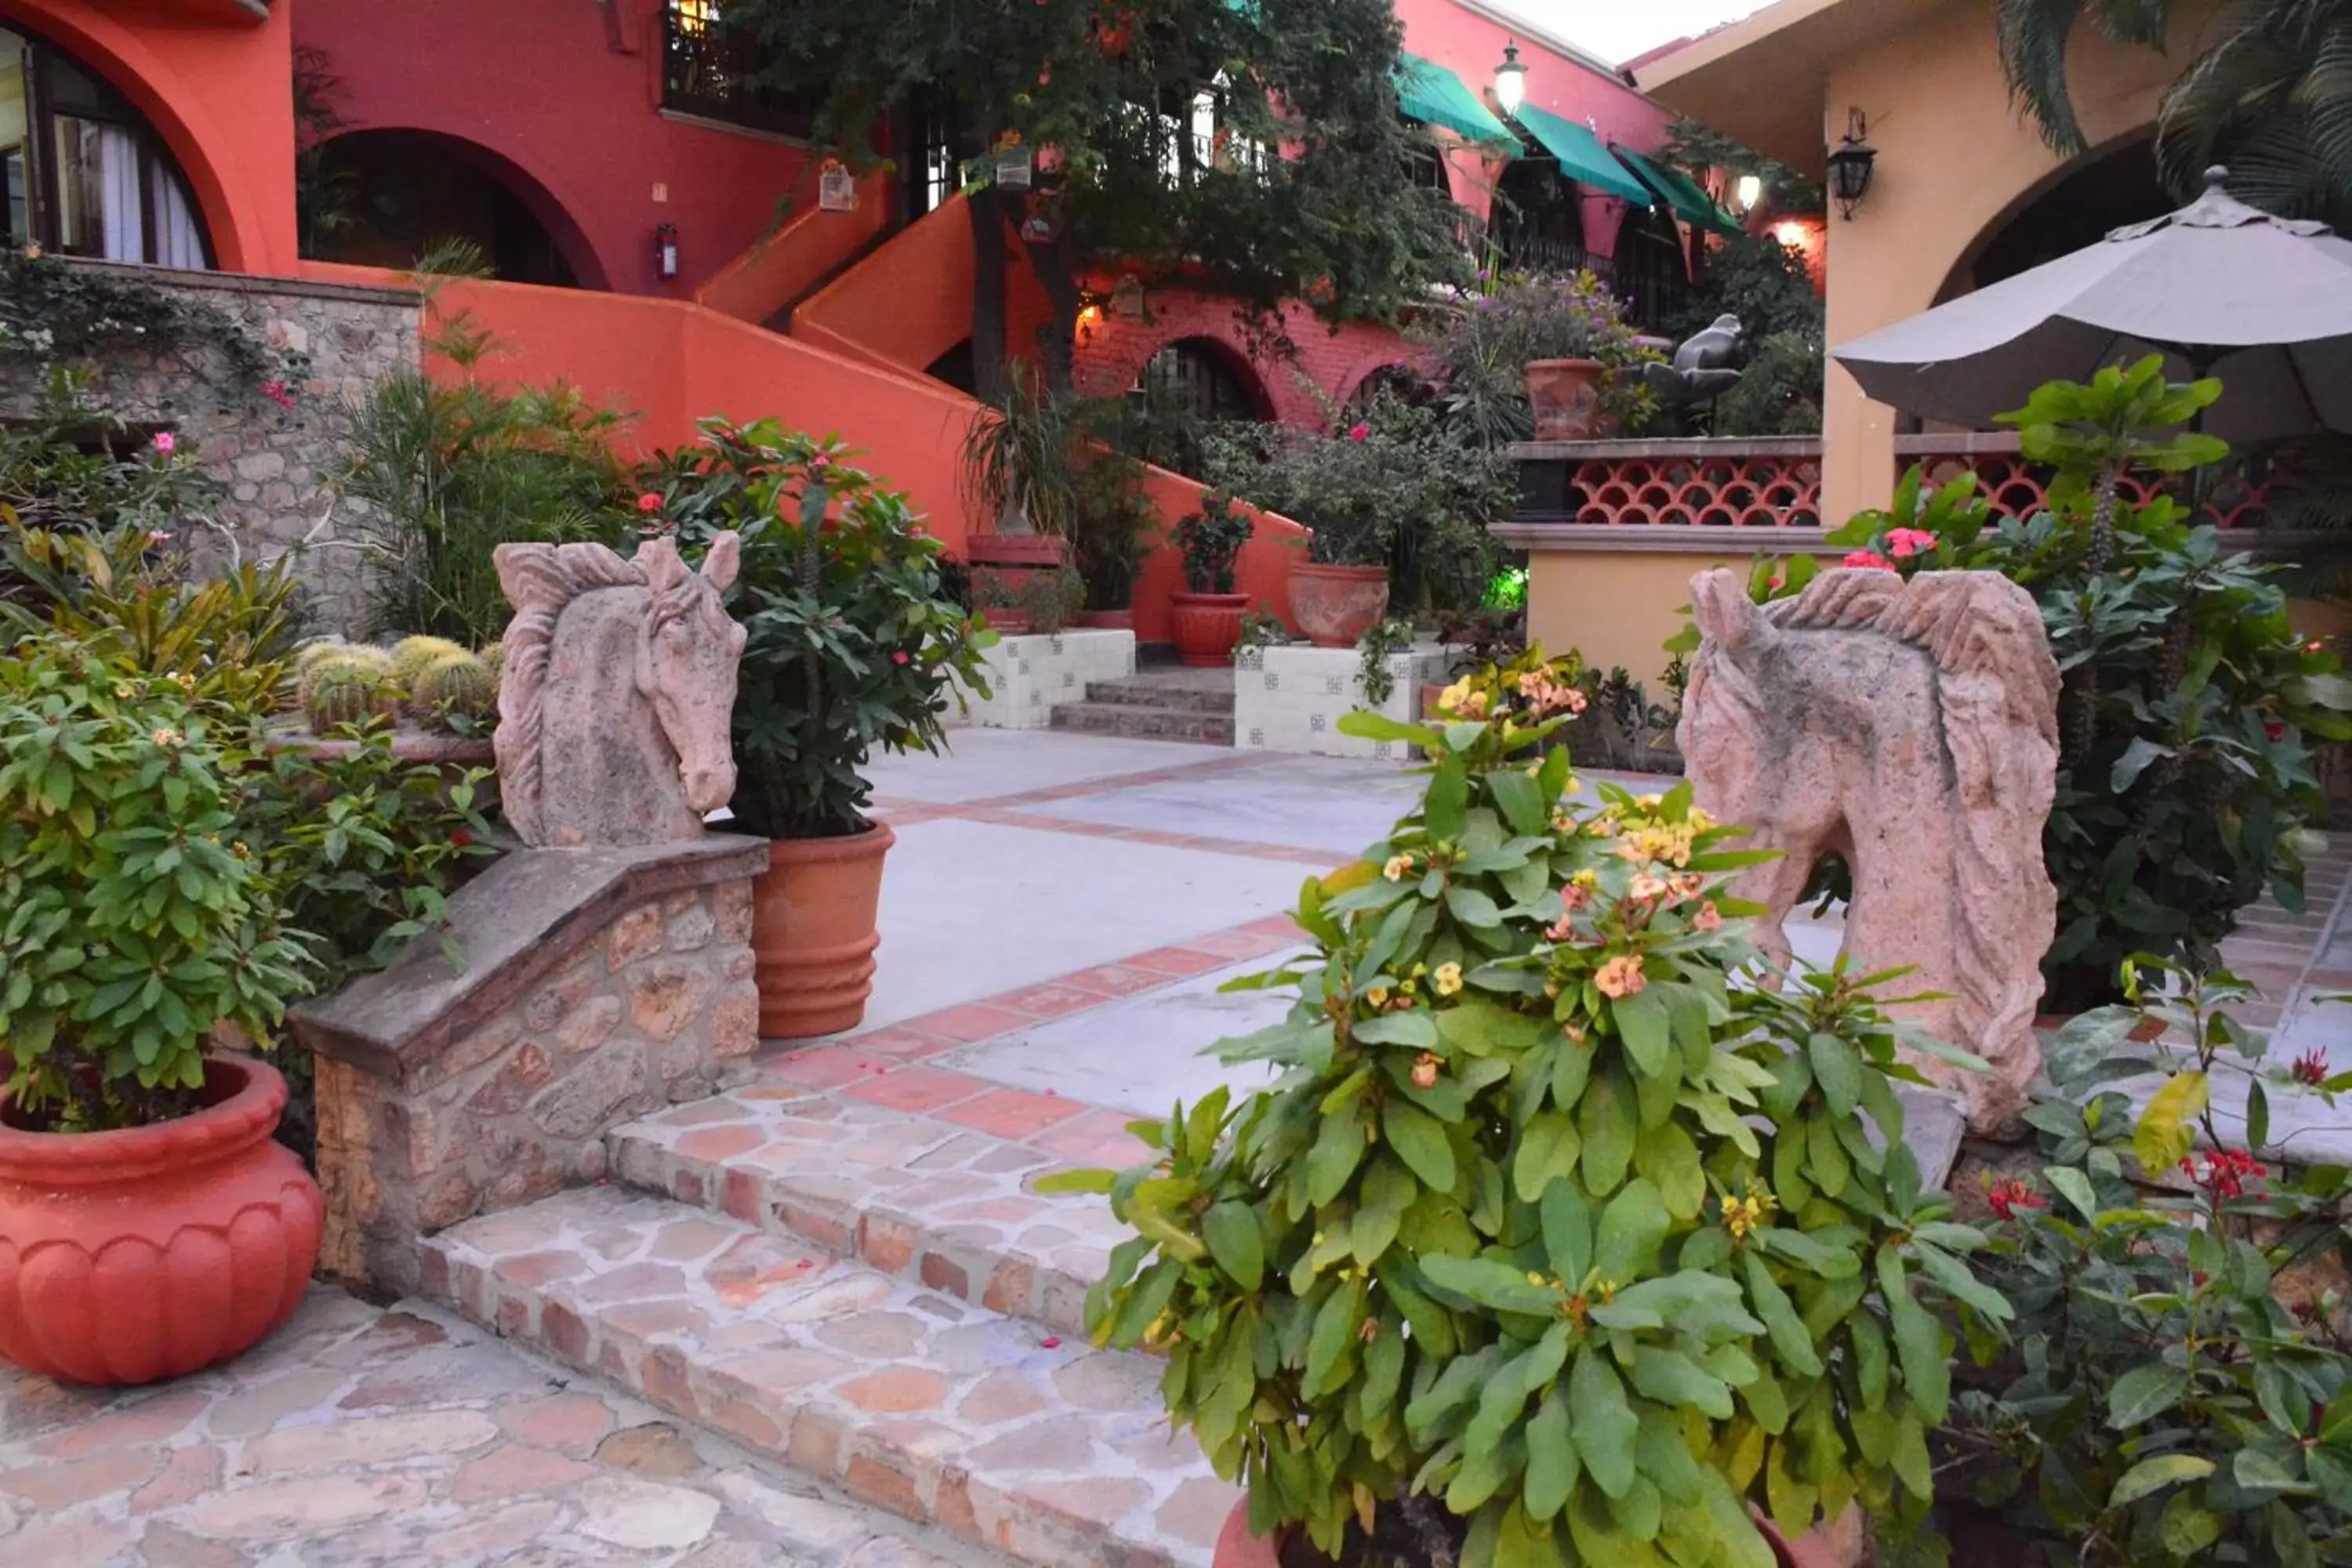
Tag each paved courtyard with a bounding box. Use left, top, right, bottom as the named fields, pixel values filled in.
left=8, top=725, right=2352, bottom=1565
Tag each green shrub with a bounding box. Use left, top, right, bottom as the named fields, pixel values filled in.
left=1417, top=271, right=1659, bottom=450
left=1054, top=649, right=2003, bottom=1562
left=1172, top=492, right=1254, bottom=594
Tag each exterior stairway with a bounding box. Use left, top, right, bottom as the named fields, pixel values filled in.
left=418, top=1082, right=1232, bottom=1568
left=1048, top=670, right=1235, bottom=746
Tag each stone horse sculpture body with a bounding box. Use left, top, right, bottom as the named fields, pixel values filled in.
left=492, top=533, right=747, bottom=848
left=1677, top=566, right=2061, bottom=1131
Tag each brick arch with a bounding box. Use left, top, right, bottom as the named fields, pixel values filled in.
left=1334, top=351, right=1437, bottom=416
left=318, top=126, right=612, bottom=291
left=0, top=0, right=285, bottom=272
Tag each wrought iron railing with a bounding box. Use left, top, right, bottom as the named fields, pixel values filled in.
left=659, top=1, right=814, bottom=138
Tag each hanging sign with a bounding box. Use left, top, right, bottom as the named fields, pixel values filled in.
left=818, top=162, right=856, bottom=212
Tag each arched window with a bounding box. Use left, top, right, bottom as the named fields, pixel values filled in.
left=1131, top=338, right=1265, bottom=423
left=1489, top=155, right=1588, bottom=276
left=1, top=24, right=209, bottom=267
left=1612, top=203, right=1690, bottom=334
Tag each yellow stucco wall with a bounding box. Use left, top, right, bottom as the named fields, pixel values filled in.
left=1526, top=547, right=1775, bottom=688
left=1817, top=4, right=2201, bottom=519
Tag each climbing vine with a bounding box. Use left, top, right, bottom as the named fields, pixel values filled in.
left=0, top=246, right=307, bottom=411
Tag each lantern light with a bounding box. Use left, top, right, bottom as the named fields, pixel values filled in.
left=1827, top=108, right=1877, bottom=220
left=1735, top=174, right=1762, bottom=212
left=1493, top=42, right=1526, bottom=118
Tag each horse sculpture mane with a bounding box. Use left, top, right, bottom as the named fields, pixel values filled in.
left=1679, top=565, right=2060, bottom=1131
left=492, top=533, right=745, bottom=848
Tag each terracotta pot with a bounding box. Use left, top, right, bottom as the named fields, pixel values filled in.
left=1524, top=357, right=1607, bottom=441
left=1288, top=563, right=1391, bottom=648
left=979, top=606, right=1034, bottom=636
left=0, top=1057, right=322, bottom=1386
left=1080, top=608, right=1134, bottom=631
left=1756, top=1507, right=1867, bottom=1568
left=1421, top=681, right=1446, bottom=719
left=1213, top=1501, right=1283, bottom=1568
left=964, top=532, right=1071, bottom=568
left=1171, top=590, right=1249, bottom=668
left=753, top=822, right=897, bottom=1039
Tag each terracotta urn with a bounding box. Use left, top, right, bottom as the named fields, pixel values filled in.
left=753, top=822, right=896, bottom=1038
left=1524, top=357, right=1607, bottom=441
left=0, top=1056, right=323, bottom=1385
left=1288, top=563, right=1391, bottom=648
left=1171, top=590, right=1250, bottom=668
left=1213, top=1501, right=1282, bottom=1568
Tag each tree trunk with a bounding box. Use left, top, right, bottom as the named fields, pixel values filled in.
left=1025, top=226, right=1084, bottom=401
left=968, top=184, right=1011, bottom=408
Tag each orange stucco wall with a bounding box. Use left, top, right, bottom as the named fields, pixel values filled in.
left=4, top=0, right=298, bottom=275
left=695, top=169, right=893, bottom=328
left=1813, top=2, right=2198, bottom=520
left=797, top=194, right=977, bottom=378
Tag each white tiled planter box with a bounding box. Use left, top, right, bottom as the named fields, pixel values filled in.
left=949, top=630, right=1135, bottom=729
left=1234, top=641, right=1451, bottom=761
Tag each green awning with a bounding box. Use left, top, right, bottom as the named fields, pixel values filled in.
left=1513, top=105, right=1651, bottom=205
left=1613, top=146, right=1744, bottom=236
left=1394, top=53, right=1515, bottom=149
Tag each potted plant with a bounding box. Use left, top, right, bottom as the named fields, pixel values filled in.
left=649, top=418, right=995, bottom=1039
left=1049, top=650, right=2002, bottom=1566
left=1069, top=445, right=1155, bottom=632
left=0, top=637, right=323, bottom=1386
left=960, top=368, right=1078, bottom=610
left=1171, top=492, right=1254, bottom=667
left=1423, top=271, right=1657, bottom=445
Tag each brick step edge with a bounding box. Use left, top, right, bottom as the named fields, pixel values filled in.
left=608, top=1088, right=1145, bottom=1338
left=1047, top=704, right=1236, bottom=743
left=422, top=1186, right=1231, bottom=1568
left=1080, top=681, right=1238, bottom=715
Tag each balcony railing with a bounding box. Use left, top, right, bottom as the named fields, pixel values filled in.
left=660, top=2, right=814, bottom=138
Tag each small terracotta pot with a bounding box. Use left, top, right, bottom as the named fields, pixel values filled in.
left=1524, top=357, right=1606, bottom=441
left=0, top=1057, right=323, bottom=1386
left=1288, top=563, right=1391, bottom=648
left=980, top=607, right=1035, bottom=636
left=1421, top=681, right=1446, bottom=719
left=1213, top=1501, right=1283, bottom=1568
left=753, top=822, right=897, bottom=1039
left=1171, top=590, right=1249, bottom=668
left=1080, top=608, right=1134, bottom=631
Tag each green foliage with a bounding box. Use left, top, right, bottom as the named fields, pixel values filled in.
left=1172, top=492, right=1253, bottom=594
left=1419, top=272, right=1660, bottom=451
left=1660, top=117, right=1824, bottom=216
left=960, top=376, right=1157, bottom=611
left=1824, top=358, right=2352, bottom=1008
left=1708, top=331, right=1826, bottom=439
left=1940, top=959, right=2352, bottom=1566
left=1054, top=650, right=2002, bottom=1562
left=1354, top=616, right=1416, bottom=710
left=0, top=640, right=314, bottom=1131
left=728, top=0, right=1472, bottom=394
left=0, top=248, right=305, bottom=410
left=642, top=418, right=996, bottom=840
left=340, top=369, right=634, bottom=645
left=1202, top=391, right=1513, bottom=610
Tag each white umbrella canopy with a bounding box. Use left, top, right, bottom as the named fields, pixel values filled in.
left=1832, top=168, right=2352, bottom=442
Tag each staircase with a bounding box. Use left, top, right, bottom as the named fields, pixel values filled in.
left=1049, top=670, right=1235, bottom=746
left=418, top=1080, right=1233, bottom=1567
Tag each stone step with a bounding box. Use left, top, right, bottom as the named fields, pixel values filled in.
left=422, top=1188, right=1229, bottom=1568
left=1081, top=677, right=1236, bottom=715
left=1046, top=702, right=1235, bottom=746
left=608, top=1087, right=1145, bottom=1339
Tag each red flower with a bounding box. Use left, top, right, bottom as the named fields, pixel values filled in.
left=1986, top=1178, right=2042, bottom=1220
left=637, top=492, right=662, bottom=514
left=2184, top=1148, right=2267, bottom=1200
left=2292, top=1047, right=2330, bottom=1087
left=1347, top=423, right=1370, bottom=442
left=1842, top=550, right=1896, bottom=571
left=260, top=379, right=295, bottom=411
left=892, top=652, right=910, bottom=666
left=2267, top=721, right=2287, bottom=741
left=452, top=827, right=473, bottom=848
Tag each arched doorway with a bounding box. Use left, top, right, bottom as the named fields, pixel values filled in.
left=1, top=21, right=208, bottom=267
left=1613, top=203, right=1690, bottom=334
left=1488, top=154, right=1589, bottom=276
left=309, top=129, right=601, bottom=289
left=1128, top=335, right=1269, bottom=475
left=1947, top=134, right=2173, bottom=299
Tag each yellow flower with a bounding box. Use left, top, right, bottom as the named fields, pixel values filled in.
left=1436, top=677, right=1473, bottom=715
left=1595, top=953, right=1646, bottom=999
left=1687, top=807, right=1715, bottom=831
left=1383, top=855, right=1411, bottom=882
left=1635, top=793, right=1662, bottom=810
left=1432, top=961, right=1463, bottom=996
left=113, top=682, right=136, bottom=699
left=1571, top=869, right=1599, bottom=890
left=1366, top=986, right=1390, bottom=1008
left=150, top=727, right=183, bottom=746
left=1410, top=1053, right=1441, bottom=1089
left=1527, top=1272, right=1545, bottom=1287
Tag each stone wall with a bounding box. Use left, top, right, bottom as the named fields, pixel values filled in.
left=2, top=261, right=422, bottom=633
left=293, top=839, right=767, bottom=1295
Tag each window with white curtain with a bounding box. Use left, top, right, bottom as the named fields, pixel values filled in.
left=2, top=23, right=209, bottom=267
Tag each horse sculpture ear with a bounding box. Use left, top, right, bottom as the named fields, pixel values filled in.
left=1690, top=568, right=1765, bottom=651
left=637, top=536, right=688, bottom=591
left=701, top=532, right=741, bottom=591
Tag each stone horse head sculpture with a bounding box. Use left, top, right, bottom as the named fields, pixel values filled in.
left=1677, top=566, right=2061, bottom=1131
left=492, top=533, right=747, bottom=848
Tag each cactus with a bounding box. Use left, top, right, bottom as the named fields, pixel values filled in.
left=293, top=640, right=355, bottom=673
left=389, top=635, right=468, bottom=686
left=292, top=645, right=392, bottom=714
left=476, top=641, right=505, bottom=684
left=410, top=651, right=499, bottom=731
left=305, top=662, right=401, bottom=735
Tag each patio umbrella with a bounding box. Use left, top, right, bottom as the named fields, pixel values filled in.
left=1831, top=168, right=2352, bottom=442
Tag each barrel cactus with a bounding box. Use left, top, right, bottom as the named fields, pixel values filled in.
left=410, top=651, right=499, bottom=731
left=389, top=635, right=469, bottom=687
left=293, top=644, right=393, bottom=716
left=305, top=662, right=401, bottom=735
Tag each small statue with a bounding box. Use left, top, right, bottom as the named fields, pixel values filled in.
left=1642, top=314, right=1749, bottom=426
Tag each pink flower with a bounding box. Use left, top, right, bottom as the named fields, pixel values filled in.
left=260, top=379, right=294, bottom=411
left=637, top=492, right=662, bottom=514
left=1886, top=527, right=1936, bottom=558
left=1595, top=954, right=1646, bottom=999
left=892, top=652, right=910, bottom=666
left=1842, top=550, right=1895, bottom=571
left=147, top=529, right=171, bottom=545
left=151, top=430, right=176, bottom=455
left=1693, top=901, right=1722, bottom=932
left=1347, top=423, right=1370, bottom=443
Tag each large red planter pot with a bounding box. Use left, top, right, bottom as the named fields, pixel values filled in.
left=1207, top=1499, right=1846, bottom=1568
left=1171, top=590, right=1249, bottom=667
left=1288, top=563, right=1391, bottom=649
left=0, top=1057, right=322, bottom=1386
left=753, top=822, right=897, bottom=1040
left=1524, top=357, right=1606, bottom=441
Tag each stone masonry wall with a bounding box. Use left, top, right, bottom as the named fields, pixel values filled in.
left=1, top=261, right=421, bottom=633
left=311, top=874, right=759, bottom=1297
